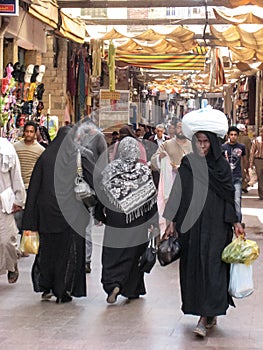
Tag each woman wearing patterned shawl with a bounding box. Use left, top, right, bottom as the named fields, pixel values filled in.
left=95, top=137, right=158, bottom=303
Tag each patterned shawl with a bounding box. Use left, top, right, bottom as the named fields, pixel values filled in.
left=102, top=137, right=157, bottom=223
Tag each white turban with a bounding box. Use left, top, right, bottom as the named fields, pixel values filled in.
left=182, top=106, right=228, bottom=140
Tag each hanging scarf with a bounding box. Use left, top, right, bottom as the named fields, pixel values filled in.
left=102, top=137, right=157, bottom=223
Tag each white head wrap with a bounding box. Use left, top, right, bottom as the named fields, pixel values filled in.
left=182, top=105, right=228, bottom=140
left=237, top=123, right=246, bottom=132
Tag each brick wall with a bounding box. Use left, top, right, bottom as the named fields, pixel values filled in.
left=41, top=35, right=68, bottom=127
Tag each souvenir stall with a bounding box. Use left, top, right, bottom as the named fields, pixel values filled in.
left=0, top=62, right=50, bottom=146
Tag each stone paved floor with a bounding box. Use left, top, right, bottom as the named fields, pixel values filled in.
left=0, top=188, right=262, bottom=350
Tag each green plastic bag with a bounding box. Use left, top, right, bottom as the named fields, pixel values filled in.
left=222, top=236, right=260, bottom=265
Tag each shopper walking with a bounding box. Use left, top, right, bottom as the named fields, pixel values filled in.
left=75, top=121, right=108, bottom=273
left=95, top=137, right=157, bottom=303
left=163, top=108, right=244, bottom=337
left=0, top=137, right=26, bottom=283
left=250, top=127, right=263, bottom=200
left=13, top=121, right=45, bottom=255
left=222, top=126, right=247, bottom=222
left=22, top=126, right=95, bottom=303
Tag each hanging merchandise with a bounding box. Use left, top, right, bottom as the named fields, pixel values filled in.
left=108, top=40, right=116, bottom=92
left=91, top=39, right=102, bottom=77
left=0, top=60, right=47, bottom=141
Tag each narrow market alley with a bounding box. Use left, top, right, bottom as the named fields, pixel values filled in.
left=0, top=188, right=262, bottom=350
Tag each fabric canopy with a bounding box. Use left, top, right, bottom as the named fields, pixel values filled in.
left=220, top=0, right=263, bottom=7
left=58, top=10, right=86, bottom=43
left=213, top=8, right=263, bottom=24
left=29, top=0, right=58, bottom=29
left=115, top=53, right=206, bottom=70
left=116, top=39, right=196, bottom=54
left=28, top=0, right=86, bottom=43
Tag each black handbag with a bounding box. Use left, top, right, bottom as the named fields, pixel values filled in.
left=74, top=148, right=97, bottom=209
left=138, top=238, right=157, bottom=273
left=157, top=236, right=181, bottom=266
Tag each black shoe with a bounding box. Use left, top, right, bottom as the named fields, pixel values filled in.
left=85, top=262, right=91, bottom=273
left=56, top=292, right=72, bottom=304
left=41, top=291, right=53, bottom=301
left=128, top=296, right=140, bottom=300
left=106, top=286, right=120, bottom=304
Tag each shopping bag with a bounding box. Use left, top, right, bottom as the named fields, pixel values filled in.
left=138, top=238, right=157, bottom=273
left=222, top=236, right=260, bottom=265
left=157, top=236, right=181, bottom=266
left=20, top=230, right=39, bottom=255
left=229, top=263, right=254, bottom=298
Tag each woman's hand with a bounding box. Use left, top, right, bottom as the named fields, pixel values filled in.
left=234, top=222, right=245, bottom=238
left=159, top=151, right=167, bottom=160
left=163, top=222, right=176, bottom=239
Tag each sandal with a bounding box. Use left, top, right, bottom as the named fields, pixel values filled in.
left=194, top=318, right=207, bottom=337
left=106, top=286, right=120, bottom=304
left=206, top=316, right=217, bottom=329
left=7, top=264, right=19, bottom=284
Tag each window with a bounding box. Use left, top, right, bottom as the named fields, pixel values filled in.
left=81, top=8, right=107, bottom=18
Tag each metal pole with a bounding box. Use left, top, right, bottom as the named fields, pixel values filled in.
left=255, top=71, right=261, bottom=136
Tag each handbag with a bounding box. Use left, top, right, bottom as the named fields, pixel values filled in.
left=20, top=230, right=39, bottom=255
left=74, top=148, right=97, bottom=209
left=138, top=237, right=157, bottom=273
left=157, top=236, right=181, bottom=266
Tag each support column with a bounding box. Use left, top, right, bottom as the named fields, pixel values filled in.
left=255, top=71, right=261, bottom=135
left=0, top=17, right=10, bottom=77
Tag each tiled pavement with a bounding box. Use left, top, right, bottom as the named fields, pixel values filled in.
left=0, top=188, right=262, bottom=350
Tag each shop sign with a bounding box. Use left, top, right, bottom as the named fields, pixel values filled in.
left=0, top=0, right=19, bottom=16
left=99, top=90, right=129, bottom=129
left=159, top=91, right=167, bottom=100
left=100, top=90, right=121, bottom=100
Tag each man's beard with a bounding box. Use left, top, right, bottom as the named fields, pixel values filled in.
left=176, top=133, right=186, bottom=140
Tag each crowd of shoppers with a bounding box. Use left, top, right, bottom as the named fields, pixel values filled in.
left=0, top=107, right=261, bottom=340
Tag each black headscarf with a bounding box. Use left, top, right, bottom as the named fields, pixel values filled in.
left=22, top=125, right=95, bottom=235
left=190, top=131, right=235, bottom=204
left=163, top=130, right=237, bottom=230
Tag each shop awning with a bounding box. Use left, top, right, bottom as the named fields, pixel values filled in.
left=58, top=10, right=86, bottom=43
left=28, top=0, right=58, bottom=29
left=115, top=53, right=206, bottom=70
left=7, top=7, right=47, bottom=52
left=28, top=0, right=86, bottom=43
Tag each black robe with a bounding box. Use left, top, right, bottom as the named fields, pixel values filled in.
left=163, top=132, right=237, bottom=316
left=95, top=198, right=158, bottom=298
left=22, top=126, right=95, bottom=299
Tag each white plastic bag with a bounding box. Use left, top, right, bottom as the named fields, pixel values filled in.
left=229, top=263, right=254, bottom=298
left=0, top=187, right=15, bottom=214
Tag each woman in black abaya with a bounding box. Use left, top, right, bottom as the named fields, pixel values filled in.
left=95, top=137, right=158, bottom=303
left=22, top=126, right=95, bottom=303
left=163, top=130, right=244, bottom=337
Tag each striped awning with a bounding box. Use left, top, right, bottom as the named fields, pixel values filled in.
left=115, top=53, right=206, bottom=70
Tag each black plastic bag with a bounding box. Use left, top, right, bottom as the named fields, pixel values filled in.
left=138, top=239, right=157, bottom=273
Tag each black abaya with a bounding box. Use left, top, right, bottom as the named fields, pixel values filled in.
left=22, top=126, right=94, bottom=300
left=163, top=132, right=237, bottom=316
left=96, top=202, right=157, bottom=298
